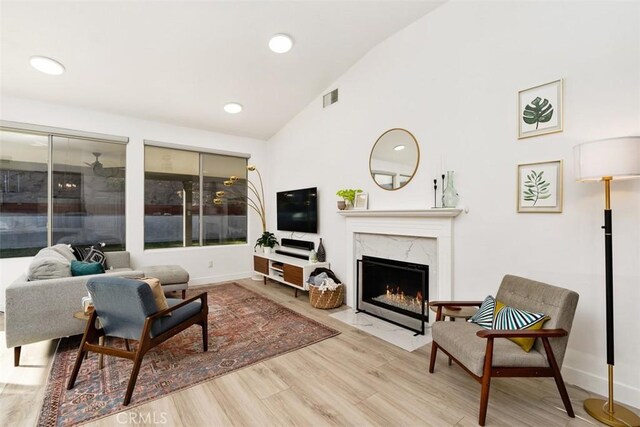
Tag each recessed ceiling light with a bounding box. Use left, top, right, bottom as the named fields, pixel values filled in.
left=394, top=145, right=406, bottom=151
left=30, top=56, right=65, bottom=75
left=269, top=34, right=294, bottom=53
left=224, top=102, right=243, bottom=114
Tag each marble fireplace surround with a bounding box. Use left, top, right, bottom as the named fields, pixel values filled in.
left=338, top=209, right=463, bottom=318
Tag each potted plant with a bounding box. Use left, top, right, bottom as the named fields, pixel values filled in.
left=255, top=231, right=279, bottom=254
left=336, top=189, right=362, bottom=210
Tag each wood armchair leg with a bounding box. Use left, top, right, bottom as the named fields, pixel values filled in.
left=478, top=338, right=495, bottom=426
left=123, top=346, right=148, bottom=406
left=14, top=346, right=21, bottom=367
left=542, top=337, right=575, bottom=418
left=429, top=341, right=438, bottom=373
left=68, top=312, right=100, bottom=390
left=201, top=313, right=209, bottom=352
left=67, top=339, right=90, bottom=390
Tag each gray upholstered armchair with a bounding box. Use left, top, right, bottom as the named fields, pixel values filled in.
left=66, top=276, right=208, bottom=406
left=429, top=275, right=579, bottom=426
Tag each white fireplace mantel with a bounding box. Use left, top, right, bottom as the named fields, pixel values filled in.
left=339, top=208, right=463, bottom=311
left=337, top=208, right=463, bottom=218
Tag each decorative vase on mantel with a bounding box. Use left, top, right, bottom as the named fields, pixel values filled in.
left=442, top=171, right=460, bottom=208
left=317, top=238, right=326, bottom=262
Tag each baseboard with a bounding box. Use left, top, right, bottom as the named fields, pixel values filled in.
left=562, top=364, right=640, bottom=409
left=188, top=271, right=253, bottom=286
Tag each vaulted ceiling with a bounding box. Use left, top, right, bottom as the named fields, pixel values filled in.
left=0, top=1, right=443, bottom=140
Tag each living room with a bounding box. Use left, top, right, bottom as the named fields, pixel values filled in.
left=1, top=1, right=639, bottom=426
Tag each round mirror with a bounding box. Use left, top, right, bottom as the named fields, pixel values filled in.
left=369, top=128, right=420, bottom=190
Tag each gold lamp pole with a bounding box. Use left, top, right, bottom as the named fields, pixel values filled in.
left=574, top=136, right=640, bottom=427
left=214, top=164, right=267, bottom=233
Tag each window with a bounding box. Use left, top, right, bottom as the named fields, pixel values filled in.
left=0, top=126, right=127, bottom=258
left=51, top=136, right=126, bottom=250
left=0, top=131, right=48, bottom=257
left=144, top=145, right=247, bottom=249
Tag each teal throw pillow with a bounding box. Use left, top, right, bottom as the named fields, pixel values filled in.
left=70, top=260, right=105, bottom=277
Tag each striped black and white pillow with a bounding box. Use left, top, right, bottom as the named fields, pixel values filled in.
left=467, top=295, right=496, bottom=329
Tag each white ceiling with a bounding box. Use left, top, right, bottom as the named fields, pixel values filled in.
left=0, top=1, right=442, bottom=140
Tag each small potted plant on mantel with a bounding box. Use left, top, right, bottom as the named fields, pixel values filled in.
left=255, top=231, right=279, bottom=254
left=336, top=189, right=362, bottom=210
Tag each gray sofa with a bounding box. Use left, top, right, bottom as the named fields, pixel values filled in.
left=6, top=251, right=145, bottom=366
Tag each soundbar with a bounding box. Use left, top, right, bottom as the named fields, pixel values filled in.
left=281, top=238, right=314, bottom=251
left=274, top=250, right=309, bottom=260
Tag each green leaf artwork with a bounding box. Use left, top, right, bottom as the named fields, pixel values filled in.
left=523, top=170, right=551, bottom=206
left=522, top=97, right=554, bottom=130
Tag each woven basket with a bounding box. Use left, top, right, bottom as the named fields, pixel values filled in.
left=309, top=284, right=345, bottom=309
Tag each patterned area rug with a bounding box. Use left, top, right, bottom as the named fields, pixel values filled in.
left=38, top=282, right=339, bottom=426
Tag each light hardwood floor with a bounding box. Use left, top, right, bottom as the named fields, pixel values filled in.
left=0, top=278, right=625, bottom=427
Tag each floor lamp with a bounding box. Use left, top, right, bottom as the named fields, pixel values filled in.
left=573, top=136, right=640, bottom=427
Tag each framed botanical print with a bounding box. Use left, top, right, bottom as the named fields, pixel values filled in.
left=518, top=79, right=563, bottom=139
left=517, top=160, right=563, bottom=213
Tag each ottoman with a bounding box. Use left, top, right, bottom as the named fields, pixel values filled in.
left=142, top=265, right=189, bottom=298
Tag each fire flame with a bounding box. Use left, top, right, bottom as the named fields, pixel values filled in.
left=386, top=285, right=423, bottom=306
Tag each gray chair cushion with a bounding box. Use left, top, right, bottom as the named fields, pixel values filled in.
left=432, top=321, right=548, bottom=377
left=151, top=298, right=202, bottom=338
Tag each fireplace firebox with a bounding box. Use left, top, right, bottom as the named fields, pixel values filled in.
left=356, top=255, right=429, bottom=334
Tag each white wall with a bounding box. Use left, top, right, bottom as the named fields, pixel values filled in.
left=0, top=95, right=268, bottom=308
left=267, top=1, right=640, bottom=407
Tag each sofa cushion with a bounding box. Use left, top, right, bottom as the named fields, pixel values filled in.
left=141, top=265, right=189, bottom=285
left=27, top=248, right=72, bottom=281
left=71, top=260, right=105, bottom=277
left=432, top=321, right=548, bottom=377
left=105, top=252, right=131, bottom=270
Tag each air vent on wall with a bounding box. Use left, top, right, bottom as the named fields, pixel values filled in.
left=323, top=89, right=338, bottom=108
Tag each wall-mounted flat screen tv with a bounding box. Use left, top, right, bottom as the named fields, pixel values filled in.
left=276, top=187, right=318, bottom=233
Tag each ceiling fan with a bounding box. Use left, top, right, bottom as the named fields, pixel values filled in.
left=85, top=152, right=105, bottom=173
left=84, top=152, right=124, bottom=178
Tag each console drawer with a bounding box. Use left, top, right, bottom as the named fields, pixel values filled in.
left=253, top=256, right=268, bottom=274
left=283, top=264, right=303, bottom=287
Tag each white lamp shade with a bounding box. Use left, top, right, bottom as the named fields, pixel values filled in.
left=573, top=136, right=640, bottom=181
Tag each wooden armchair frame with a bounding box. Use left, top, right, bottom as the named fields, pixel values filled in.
left=67, top=292, right=209, bottom=406
left=428, top=300, right=575, bottom=426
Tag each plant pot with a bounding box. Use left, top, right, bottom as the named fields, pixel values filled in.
left=337, top=200, right=346, bottom=210
left=263, top=247, right=272, bottom=255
